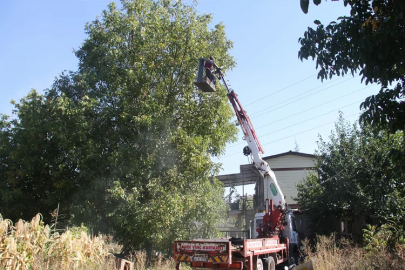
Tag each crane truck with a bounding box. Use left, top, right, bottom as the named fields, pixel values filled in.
left=174, top=59, right=300, bottom=270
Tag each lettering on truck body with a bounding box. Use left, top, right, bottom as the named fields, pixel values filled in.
left=247, top=240, right=263, bottom=248
left=177, top=243, right=226, bottom=252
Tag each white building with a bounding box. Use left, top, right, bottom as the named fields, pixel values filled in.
left=216, top=151, right=316, bottom=238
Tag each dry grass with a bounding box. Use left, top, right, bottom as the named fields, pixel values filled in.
left=0, top=214, right=116, bottom=270
left=302, top=234, right=405, bottom=270
left=3, top=214, right=403, bottom=270
left=0, top=213, right=192, bottom=270
left=131, top=250, right=192, bottom=270
left=133, top=251, right=174, bottom=270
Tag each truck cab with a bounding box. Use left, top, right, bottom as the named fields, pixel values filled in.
left=254, top=210, right=299, bottom=263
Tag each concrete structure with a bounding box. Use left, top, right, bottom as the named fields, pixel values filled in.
left=217, top=151, right=317, bottom=239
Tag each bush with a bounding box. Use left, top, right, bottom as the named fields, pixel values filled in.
left=301, top=233, right=405, bottom=270
left=0, top=213, right=192, bottom=270
left=0, top=214, right=115, bottom=269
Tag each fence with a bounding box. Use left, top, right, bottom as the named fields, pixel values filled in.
left=227, top=199, right=254, bottom=211
left=220, top=230, right=250, bottom=239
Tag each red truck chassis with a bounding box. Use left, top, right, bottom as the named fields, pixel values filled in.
left=174, top=236, right=289, bottom=270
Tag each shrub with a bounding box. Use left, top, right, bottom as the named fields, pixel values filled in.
left=0, top=214, right=115, bottom=269
left=301, top=233, right=405, bottom=270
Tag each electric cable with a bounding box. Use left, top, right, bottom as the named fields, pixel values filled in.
left=254, top=85, right=372, bottom=130
left=244, top=73, right=319, bottom=107
left=222, top=112, right=359, bottom=158
left=226, top=84, right=372, bottom=150
left=278, top=181, right=297, bottom=190
left=247, top=76, right=347, bottom=117
left=250, top=76, right=357, bottom=119
left=318, top=169, right=345, bottom=185
left=259, top=102, right=361, bottom=138
left=226, top=96, right=367, bottom=149
left=261, top=112, right=359, bottom=146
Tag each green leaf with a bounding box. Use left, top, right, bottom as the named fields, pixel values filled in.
left=298, top=0, right=405, bottom=134
left=300, top=0, right=309, bottom=14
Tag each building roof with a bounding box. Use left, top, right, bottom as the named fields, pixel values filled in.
left=215, top=164, right=261, bottom=187
left=262, top=150, right=316, bottom=160
left=216, top=151, right=316, bottom=187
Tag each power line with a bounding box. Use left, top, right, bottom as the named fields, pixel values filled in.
left=227, top=100, right=362, bottom=148
left=222, top=112, right=359, bottom=158
left=262, top=112, right=359, bottom=146
left=255, top=85, right=372, bottom=130
left=247, top=76, right=345, bottom=117
left=260, top=102, right=359, bottom=137
left=226, top=85, right=372, bottom=149
left=244, top=73, right=318, bottom=107
left=278, top=181, right=297, bottom=190
left=250, top=76, right=357, bottom=119
left=319, top=169, right=346, bottom=185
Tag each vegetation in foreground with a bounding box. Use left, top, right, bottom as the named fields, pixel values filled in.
left=0, top=213, right=188, bottom=270
left=296, top=115, right=405, bottom=245
left=2, top=213, right=405, bottom=270
left=302, top=232, right=405, bottom=270
left=298, top=1, right=405, bottom=255
left=0, top=214, right=115, bottom=269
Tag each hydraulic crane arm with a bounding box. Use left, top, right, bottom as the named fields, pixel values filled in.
left=216, top=69, right=286, bottom=209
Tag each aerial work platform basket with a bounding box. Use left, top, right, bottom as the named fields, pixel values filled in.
left=193, top=58, right=216, bottom=92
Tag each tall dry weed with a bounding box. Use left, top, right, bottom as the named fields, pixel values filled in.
left=0, top=214, right=116, bottom=270
left=302, top=234, right=405, bottom=270
left=131, top=250, right=191, bottom=270
left=152, top=254, right=178, bottom=270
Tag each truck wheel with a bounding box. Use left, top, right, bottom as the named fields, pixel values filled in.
left=289, top=243, right=299, bottom=265
left=255, top=258, right=264, bottom=270
left=175, top=262, right=181, bottom=270
left=264, top=257, right=275, bottom=270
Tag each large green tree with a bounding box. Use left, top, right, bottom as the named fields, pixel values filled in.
left=296, top=114, right=405, bottom=240
left=0, top=91, right=92, bottom=223
left=0, top=0, right=237, bottom=254
left=298, top=0, right=405, bottom=134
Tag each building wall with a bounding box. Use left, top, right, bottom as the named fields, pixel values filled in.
left=263, top=154, right=316, bottom=205
left=218, top=152, right=317, bottom=239
left=270, top=170, right=315, bottom=205
left=265, top=155, right=316, bottom=169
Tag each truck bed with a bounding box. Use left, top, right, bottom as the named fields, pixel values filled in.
left=174, top=236, right=289, bottom=269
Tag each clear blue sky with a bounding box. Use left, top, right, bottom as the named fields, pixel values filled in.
left=0, top=0, right=380, bottom=194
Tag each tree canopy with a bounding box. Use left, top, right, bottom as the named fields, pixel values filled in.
left=298, top=0, right=405, bottom=134
left=0, top=0, right=237, bottom=254
left=296, top=114, right=405, bottom=242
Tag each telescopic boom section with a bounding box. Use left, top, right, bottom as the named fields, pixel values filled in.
left=216, top=70, right=262, bottom=154
left=217, top=71, right=286, bottom=209
left=227, top=91, right=264, bottom=155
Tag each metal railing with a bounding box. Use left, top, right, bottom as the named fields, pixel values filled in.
left=220, top=230, right=250, bottom=239
left=227, top=199, right=254, bottom=211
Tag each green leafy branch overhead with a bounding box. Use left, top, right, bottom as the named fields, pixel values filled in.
left=298, top=0, right=405, bottom=134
